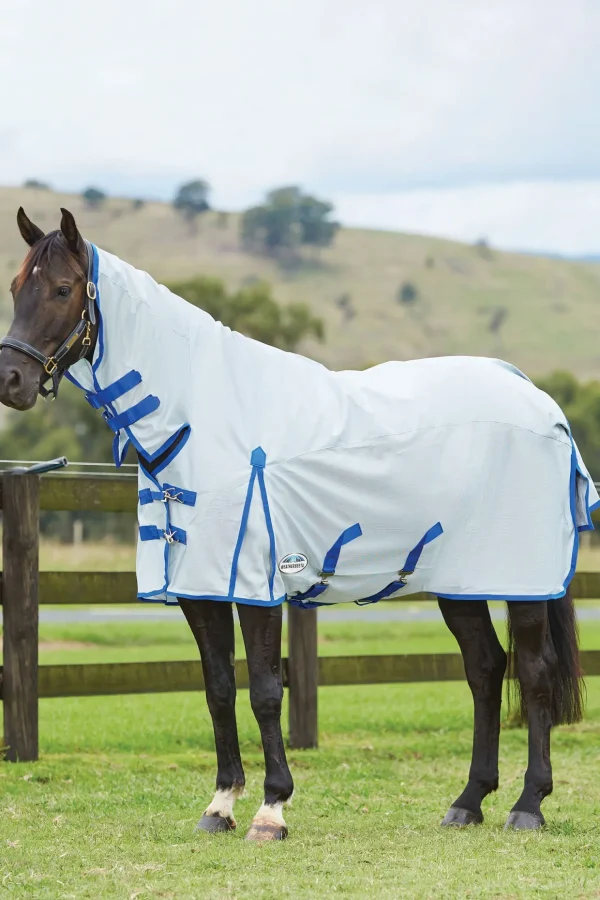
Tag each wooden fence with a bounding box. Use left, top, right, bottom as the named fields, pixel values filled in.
left=1, top=471, right=600, bottom=762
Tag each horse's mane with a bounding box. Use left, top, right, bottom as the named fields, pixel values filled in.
left=14, top=231, right=85, bottom=292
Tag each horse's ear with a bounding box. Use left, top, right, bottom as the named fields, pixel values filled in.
left=17, top=207, right=45, bottom=247
left=59, top=207, right=83, bottom=255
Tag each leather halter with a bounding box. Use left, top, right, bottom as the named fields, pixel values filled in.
left=0, top=240, right=97, bottom=400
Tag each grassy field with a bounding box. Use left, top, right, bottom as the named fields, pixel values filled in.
left=1, top=601, right=600, bottom=897
left=1, top=672, right=599, bottom=898
left=2, top=538, right=600, bottom=896
left=2, top=185, right=600, bottom=379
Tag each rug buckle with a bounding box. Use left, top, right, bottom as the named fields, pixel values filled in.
left=163, top=489, right=183, bottom=503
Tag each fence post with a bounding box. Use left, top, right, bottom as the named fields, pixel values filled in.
left=2, top=473, right=40, bottom=762
left=287, top=605, right=318, bottom=748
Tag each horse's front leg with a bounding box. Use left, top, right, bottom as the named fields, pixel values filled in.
left=237, top=603, right=294, bottom=841
left=179, top=598, right=245, bottom=832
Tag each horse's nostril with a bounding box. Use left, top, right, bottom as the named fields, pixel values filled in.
left=6, top=367, right=24, bottom=392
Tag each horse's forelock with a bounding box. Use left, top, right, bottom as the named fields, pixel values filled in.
left=14, top=231, right=85, bottom=294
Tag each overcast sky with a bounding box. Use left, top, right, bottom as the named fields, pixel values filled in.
left=2, top=0, right=599, bottom=254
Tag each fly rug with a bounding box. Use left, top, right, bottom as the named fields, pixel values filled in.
left=1, top=208, right=598, bottom=840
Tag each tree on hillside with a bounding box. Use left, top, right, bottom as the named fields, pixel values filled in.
left=241, top=186, right=339, bottom=262
left=167, top=275, right=324, bottom=351
left=536, top=371, right=600, bottom=478
left=23, top=178, right=50, bottom=190
left=173, top=179, right=211, bottom=219
left=82, top=187, right=107, bottom=209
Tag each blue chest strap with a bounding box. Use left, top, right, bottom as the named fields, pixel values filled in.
left=85, top=370, right=142, bottom=408
left=103, top=395, right=160, bottom=433
left=139, top=483, right=197, bottom=507
left=139, top=524, right=187, bottom=545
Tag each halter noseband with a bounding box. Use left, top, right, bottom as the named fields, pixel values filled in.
left=0, top=240, right=97, bottom=400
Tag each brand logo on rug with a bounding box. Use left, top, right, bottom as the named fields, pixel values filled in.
left=279, top=553, right=308, bottom=574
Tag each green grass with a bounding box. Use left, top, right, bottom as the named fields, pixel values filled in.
left=2, top=616, right=600, bottom=897
left=3, top=185, right=600, bottom=379
left=1, top=681, right=600, bottom=899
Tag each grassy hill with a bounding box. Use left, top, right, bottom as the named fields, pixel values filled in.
left=2, top=185, right=600, bottom=379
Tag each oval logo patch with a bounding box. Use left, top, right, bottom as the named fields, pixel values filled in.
left=279, top=553, right=308, bottom=574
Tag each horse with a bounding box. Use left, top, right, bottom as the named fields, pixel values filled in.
left=0, top=207, right=595, bottom=840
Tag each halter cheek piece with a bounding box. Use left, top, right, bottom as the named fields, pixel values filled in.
left=0, top=240, right=97, bottom=400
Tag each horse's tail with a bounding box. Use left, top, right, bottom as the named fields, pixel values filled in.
left=507, top=589, right=585, bottom=726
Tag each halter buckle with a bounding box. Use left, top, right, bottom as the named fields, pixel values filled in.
left=44, top=358, right=58, bottom=376
left=82, top=322, right=92, bottom=347
left=87, top=282, right=97, bottom=301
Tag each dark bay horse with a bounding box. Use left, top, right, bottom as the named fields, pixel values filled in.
left=0, top=208, right=585, bottom=839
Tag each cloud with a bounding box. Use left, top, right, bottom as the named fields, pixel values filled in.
left=1, top=0, right=599, bottom=252
left=335, top=180, right=600, bottom=256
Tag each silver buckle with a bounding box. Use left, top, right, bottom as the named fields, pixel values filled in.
left=163, top=530, right=178, bottom=544
left=162, top=489, right=183, bottom=503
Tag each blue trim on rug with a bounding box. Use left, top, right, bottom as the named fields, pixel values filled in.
left=138, top=591, right=286, bottom=608
left=577, top=469, right=597, bottom=532
left=256, top=466, right=277, bottom=602
left=133, top=424, right=192, bottom=473
left=228, top=466, right=258, bottom=597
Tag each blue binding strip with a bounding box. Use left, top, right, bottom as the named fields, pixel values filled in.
left=355, top=521, right=444, bottom=606
left=139, top=483, right=197, bottom=507
left=85, top=370, right=142, bottom=409
left=139, top=524, right=187, bottom=545
left=290, top=523, right=363, bottom=604
left=104, top=395, right=160, bottom=432
left=256, top=466, right=277, bottom=602
left=227, top=447, right=277, bottom=601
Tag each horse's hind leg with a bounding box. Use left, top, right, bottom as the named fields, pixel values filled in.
left=179, top=598, right=245, bottom=833
left=438, top=598, right=507, bottom=827
left=504, top=601, right=554, bottom=830
left=237, top=603, right=294, bottom=841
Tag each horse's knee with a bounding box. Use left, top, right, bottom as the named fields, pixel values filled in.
left=466, top=645, right=507, bottom=697
left=206, top=678, right=236, bottom=724
left=249, top=675, right=283, bottom=724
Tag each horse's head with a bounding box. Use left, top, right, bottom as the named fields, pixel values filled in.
left=0, top=208, right=96, bottom=410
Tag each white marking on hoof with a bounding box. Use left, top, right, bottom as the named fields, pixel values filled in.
left=204, top=786, right=244, bottom=820
left=252, top=801, right=286, bottom=828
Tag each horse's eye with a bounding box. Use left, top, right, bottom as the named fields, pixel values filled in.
left=57, top=285, right=71, bottom=297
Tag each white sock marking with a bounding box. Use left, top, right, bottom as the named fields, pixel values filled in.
left=204, top=786, right=244, bottom=819
left=252, top=801, right=286, bottom=827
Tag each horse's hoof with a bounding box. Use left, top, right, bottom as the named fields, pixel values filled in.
left=441, top=807, right=483, bottom=828
left=196, top=813, right=235, bottom=833
left=504, top=810, right=545, bottom=831
left=245, top=822, right=288, bottom=842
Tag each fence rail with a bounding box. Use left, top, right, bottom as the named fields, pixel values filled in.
left=34, top=651, right=600, bottom=699
left=1, top=472, right=599, bottom=762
